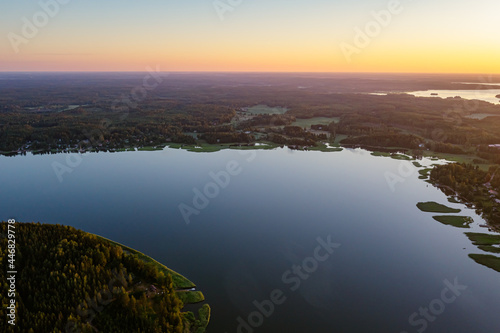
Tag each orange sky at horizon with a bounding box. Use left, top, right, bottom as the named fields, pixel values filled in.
left=1, top=0, right=499, bottom=73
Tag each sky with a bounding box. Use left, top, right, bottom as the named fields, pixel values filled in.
left=1, top=0, right=499, bottom=73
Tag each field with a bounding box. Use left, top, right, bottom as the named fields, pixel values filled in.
left=292, top=117, right=339, bottom=128
left=245, top=105, right=288, bottom=115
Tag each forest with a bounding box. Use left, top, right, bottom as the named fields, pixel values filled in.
left=429, top=164, right=500, bottom=225
left=0, top=222, right=210, bottom=333
left=2, top=73, right=500, bottom=157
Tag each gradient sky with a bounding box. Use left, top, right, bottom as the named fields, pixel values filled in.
left=1, top=0, right=499, bottom=72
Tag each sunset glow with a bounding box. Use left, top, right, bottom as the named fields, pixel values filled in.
left=1, top=0, right=499, bottom=73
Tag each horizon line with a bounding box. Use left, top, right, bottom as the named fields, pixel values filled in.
left=1, top=70, right=499, bottom=76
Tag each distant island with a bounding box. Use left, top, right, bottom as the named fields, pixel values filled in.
left=496, top=94, right=500, bottom=99
left=0, top=222, right=210, bottom=333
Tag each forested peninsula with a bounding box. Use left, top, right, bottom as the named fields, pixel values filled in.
left=0, top=222, right=210, bottom=333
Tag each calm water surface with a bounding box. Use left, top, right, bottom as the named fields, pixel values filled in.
left=1, top=148, right=500, bottom=332
left=406, top=89, right=500, bottom=105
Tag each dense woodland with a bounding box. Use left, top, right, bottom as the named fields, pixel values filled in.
left=2, top=73, right=500, bottom=156
left=0, top=222, right=209, bottom=333
left=4, top=95, right=500, bottom=158
left=430, top=164, right=500, bottom=225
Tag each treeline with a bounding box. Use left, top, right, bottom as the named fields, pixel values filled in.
left=236, top=114, right=296, bottom=129
left=201, top=132, right=254, bottom=144
left=0, top=222, right=209, bottom=333
left=429, top=164, right=500, bottom=224
left=340, top=133, right=423, bottom=149
left=477, top=145, right=500, bottom=164
left=0, top=103, right=235, bottom=152
left=266, top=126, right=327, bottom=147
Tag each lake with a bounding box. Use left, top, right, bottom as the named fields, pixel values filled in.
left=405, top=89, right=500, bottom=105
left=1, top=148, right=500, bottom=332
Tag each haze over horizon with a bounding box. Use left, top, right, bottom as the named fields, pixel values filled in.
left=1, top=0, right=499, bottom=73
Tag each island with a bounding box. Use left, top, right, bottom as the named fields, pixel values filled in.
left=0, top=222, right=210, bottom=333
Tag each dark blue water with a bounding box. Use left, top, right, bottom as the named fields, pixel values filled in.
left=1, top=148, right=499, bottom=332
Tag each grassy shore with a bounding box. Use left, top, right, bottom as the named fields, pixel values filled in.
left=432, top=215, right=473, bottom=228
left=469, top=254, right=500, bottom=273
left=466, top=233, right=500, bottom=254
left=178, top=290, right=206, bottom=304
left=307, top=143, right=343, bottom=152
left=417, top=202, right=461, bottom=213
left=167, top=142, right=281, bottom=153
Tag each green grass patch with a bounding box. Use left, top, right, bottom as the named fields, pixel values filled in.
left=422, top=151, right=480, bottom=165
left=418, top=168, right=432, bottom=179
left=196, top=304, right=211, bottom=333
left=292, top=117, right=339, bottom=128
left=245, top=105, right=288, bottom=115
left=167, top=142, right=280, bottom=153
left=432, top=215, right=473, bottom=228
left=390, top=154, right=412, bottom=160
left=177, top=291, right=205, bottom=304
left=413, top=161, right=423, bottom=168
left=466, top=233, right=500, bottom=254
left=469, top=254, right=500, bottom=273
left=183, top=304, right=211, bottom=333
left=418, top=168, right=432, bottom=176
left=138, top=146, right=165, bottom=151
left=370, top=151, right=411, bottom=160
left=371, top=151, right=391, bottom=157
left=332, top=134, right=348, bottom=146
left=417, top=202, right=461, bottom=213
left=307, top=143, right=343, bottom=152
